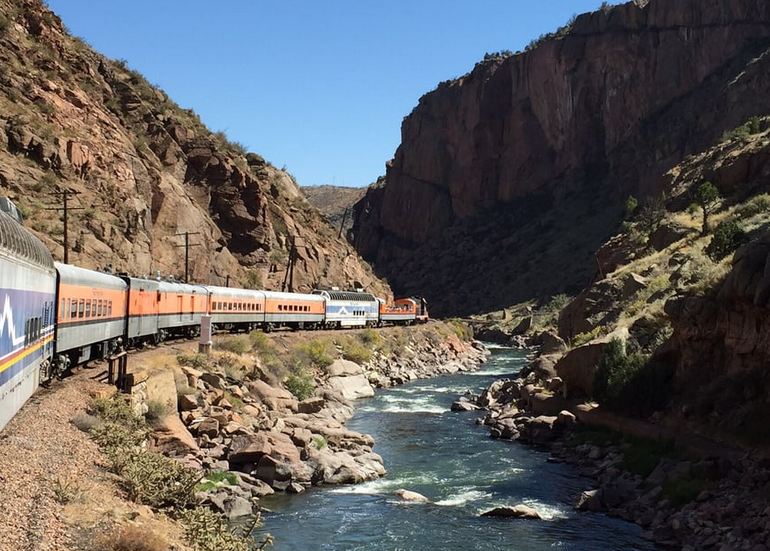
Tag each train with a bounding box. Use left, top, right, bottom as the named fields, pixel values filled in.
left=0, top=198, right=428, bottom=430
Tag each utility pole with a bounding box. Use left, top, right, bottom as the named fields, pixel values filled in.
left=338, top=207, right=349, bottom=239
left=281, top=237, right=297, bottom=293
left=44, top=189, right=83, bottom=264
left=174, top=231, right=201, bottom=283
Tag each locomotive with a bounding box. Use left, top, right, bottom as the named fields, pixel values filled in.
left=0, top=198, right=427, bottom=431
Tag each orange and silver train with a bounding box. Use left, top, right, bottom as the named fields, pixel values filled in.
left=0, top=198, right=427, bottom=430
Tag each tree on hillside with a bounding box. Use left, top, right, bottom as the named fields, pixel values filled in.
left=638, top=195, right=666, bottom=236
left=696, top=181, right=720, bottom=234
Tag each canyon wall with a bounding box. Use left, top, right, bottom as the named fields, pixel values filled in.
left=353, top=0, right=770, bottom=315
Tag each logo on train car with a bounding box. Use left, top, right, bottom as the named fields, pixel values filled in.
left=0, top=293, right=25, bottom=353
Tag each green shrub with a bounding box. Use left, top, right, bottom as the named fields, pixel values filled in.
left=117, top=449, right=200, bottom=510
left=593, top=339, right=672, bottom=415
left=312, top=435, right=327, bottom=449
left=177, top=353, right=209, bottom=370
left=340, top=337, right=372, bottom=364
left=705, top=220, right=746, bottom=260
left=625, top=195, right=638, bottom=219
left=217, top=336, right=250, bottom=355
left=243, top=269, right=263, bottom=290
left=180, top=506, right=265, bottom=551
left=284, top=370, right=315, bottom=400
left=572, top=326, right=603, bottom=347
left=621, top=437, right=675, bottom=477
left=0, top=14, right=9, bottom=35
left=662, top=472, right=709, bottom=507
left=293, top=339, right=334, bottom=369
left=145, top=399, right=170, bottom=421
left=249, top=330, right=272, bottom=354
left=358, top=328, right=381, bottom=347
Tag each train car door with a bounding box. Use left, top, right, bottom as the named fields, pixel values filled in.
left=177, top=295, right=184, bottom=322
left=189, top=295, right=194, bottom=321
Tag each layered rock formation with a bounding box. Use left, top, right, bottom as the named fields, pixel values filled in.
left=352, top=0, right=770, bottom=315
left=0, top=0, right=387, bottom=294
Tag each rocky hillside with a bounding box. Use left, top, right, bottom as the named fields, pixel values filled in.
left=0, top=0, right=388, bottom=295
left=352, top=0, right=770, bottom=315
left=301, top=184, right=366, bottom=237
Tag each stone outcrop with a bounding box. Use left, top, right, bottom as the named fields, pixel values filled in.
left=0, top=0, right=388, bottom=296
left=352, top=0, right=770, bottom=315
left=665, top=231, right=770, bottom=419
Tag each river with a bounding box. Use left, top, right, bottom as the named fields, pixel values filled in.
left=259, top=344, right=655, bottom=550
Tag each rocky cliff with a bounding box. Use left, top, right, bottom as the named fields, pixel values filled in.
left=301, top=184, right=366, bottom=237
left=352, top=0, right=770, bottom=315
left=0, top=0, right=388, bottom=295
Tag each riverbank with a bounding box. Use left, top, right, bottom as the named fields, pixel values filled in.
left=0, top=321, right=486, bottom=551
left=463, top=342, right=770, bottom=551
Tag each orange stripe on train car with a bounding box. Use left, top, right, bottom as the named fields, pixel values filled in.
left=57, top=284, right=127, bottom=324
left=264, top=297, right=325, bottom=315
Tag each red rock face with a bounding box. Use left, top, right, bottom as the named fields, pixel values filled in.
left=353, top=0, right=770, bottom=315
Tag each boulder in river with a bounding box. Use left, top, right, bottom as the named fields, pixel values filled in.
left=480, top=504, right=541, bottom=519
left=394, top=489, right=430, bottom=503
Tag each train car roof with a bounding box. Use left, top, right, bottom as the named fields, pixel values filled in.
left=262, top=291, right=325, bottom=302
left=313, top=289, right=378, bottom=302
left=157, top=280, right=209, bottom=294
left=204, top=286, right=265, bottom=299
left=55, top=262, right=127, bottom=290
left=0, top=209, right=54, bottom=270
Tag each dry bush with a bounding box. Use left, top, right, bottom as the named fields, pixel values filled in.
left=96, top=525, right=168, bottom=551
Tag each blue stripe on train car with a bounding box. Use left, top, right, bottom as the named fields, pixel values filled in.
left=0, top=287, right=56, bottom=384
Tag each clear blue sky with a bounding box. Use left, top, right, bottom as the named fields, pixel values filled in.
left=48, top=1, right=612, bottom=187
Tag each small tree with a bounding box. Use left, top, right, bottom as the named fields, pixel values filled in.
left=696, top=181, right=720, bottom=234
left=624, top=195, right=639, bottom=219
left=638, top=195, right=666, bottom=236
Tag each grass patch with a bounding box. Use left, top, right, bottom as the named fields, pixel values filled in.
left=217, top=335, right=250, bottom=355
left=51, top=476, right=80, bottom=504
left=572, top=326, right=603, bottom=347
left=447, top=319, right=473, bottom=341
left=177, top=353, right=209, bottom=370
left=312, top=435, right=327, bottom=450
left=196, top=471, right=238, bottom=492
left=224, top=391, right=244, bottom=412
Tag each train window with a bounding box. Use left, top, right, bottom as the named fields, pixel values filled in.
left=278, top=305, right=283, bottom=311
left=96, top=299, right=102, bottom=317
left=69, top=299, right=76, bottom=319
left=78, top=299, right=85, bottom=318
left=108, top=301, right=112, bottom=316
left=85, top=300, right=92, bottom=318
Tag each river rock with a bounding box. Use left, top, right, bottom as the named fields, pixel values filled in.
left=326, top=358, right=364, bottom=377
left=394, top=489, right=430, bottom=503
left=326, top=374, right=375, bottom=401
left=451, top=399, right=480, bottom=412
left=480, top=505, right=541, bottom=519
